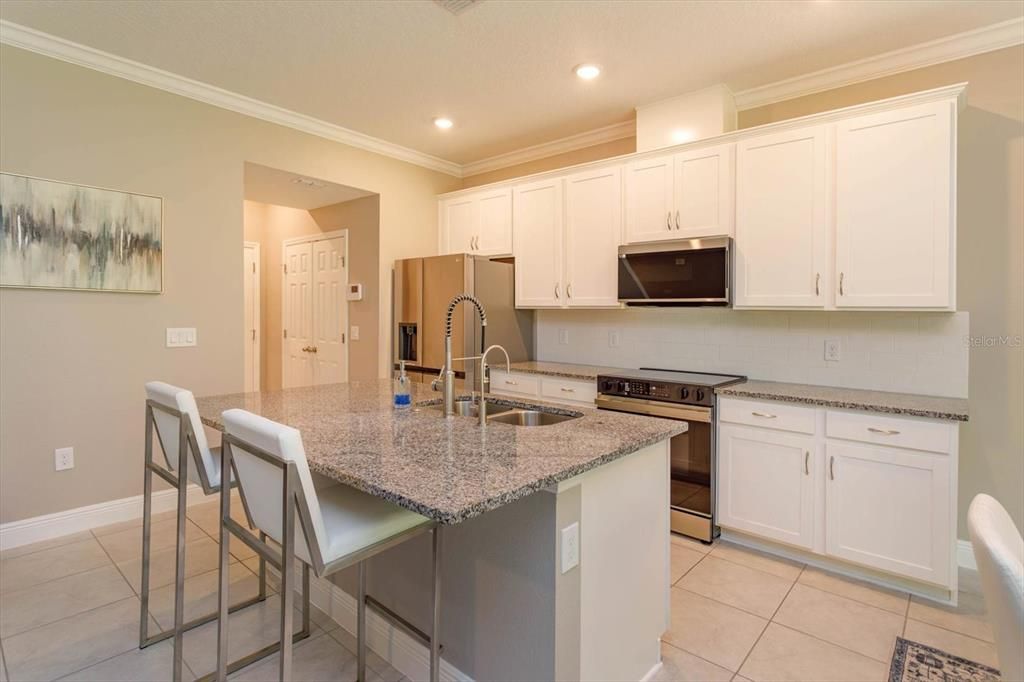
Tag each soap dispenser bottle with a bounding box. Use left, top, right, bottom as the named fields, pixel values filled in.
left=394, top=361, right=412, bottom=409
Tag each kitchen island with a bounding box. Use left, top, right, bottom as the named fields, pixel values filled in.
left=196, top=379, right=685, bottom=682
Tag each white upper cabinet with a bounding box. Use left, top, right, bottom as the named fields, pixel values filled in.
left=439, top=187, right=512, bottom=256
left=564, top=166, right=622, bottom=307
left=835, top=102, right=955, bottom=309
left=734, top=126, right=828, bottom=308
left=513, top=177, right=564, bottom=308
left=624, top=144, right=735, bottom=244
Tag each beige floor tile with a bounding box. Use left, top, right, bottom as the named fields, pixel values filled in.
left=798, top=566, right=909, bottom=615
left=907, top=590, right=994, bottom=643
left=671, top=544, right=706, bottom=584
left=1, top=564, right=134, bottom=637
left=0, top=537, right=111, bottom=594
left=146, top=562, right=266, bottom=630
left=0, top=531, right=95, bottom=561
left=663, top=588, right=768, bottom=672
left=2, top=597, right=158, bottom=681
left=773, top=584, right=904, bottom=662
left=92, top=509, right=178, bottom=536
left=710, top=542, right=804, bottom=581
left=652, top=641, right=733, bottom=682
left=118, top=536, right=233, bottom=593
left=186, top=498, right=252, bottom=538
left=671, top=533, right=714, bottom=554
left=329, top=625, right=406, bottom=680
left=678, top=555, right=795, bottom=618
left=903, top=619, right=1000, bottom=670
left=57, top=638, right=196, bottom=681
left=96, top=516, right=206, bottom=563
left=739, top=623, right=887, bottom=682
left=227, top=631, right=383, bottom=682
left=732, top=676, right=753, bottom=682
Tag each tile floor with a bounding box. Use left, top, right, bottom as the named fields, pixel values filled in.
left=0, top=497, right=408, bottom=682
left=0, top=507, right=999, bottom=682
left=656, top=534, right=1000, bottom=682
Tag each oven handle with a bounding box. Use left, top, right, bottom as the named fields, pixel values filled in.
left=595, top=394, right=712, bottom=423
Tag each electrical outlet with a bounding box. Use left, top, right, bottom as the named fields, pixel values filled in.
left=824, top=338, right=842, bottom=362
left=608, top=330, right=620, bottom=348
left=558, top=328, right=569, bottom=345
left=55, top=447, right=74, bottom=471
left=561, top=522, right=580, bottom=574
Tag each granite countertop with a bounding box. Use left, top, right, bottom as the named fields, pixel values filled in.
left=195, top=380, right=685, bottom=524
left=717, top=380, right=968, bottom=422
left=505, top=361, right=626, bottom=381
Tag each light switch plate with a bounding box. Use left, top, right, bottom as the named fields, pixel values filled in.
left=561, top=522, right=580, bottom=574
left=55, top=447, right=74, bottom=471
left=166, top=328, right=198, bottom=348
left=824, top=338, right=841, bottom=362
left=351, top=326, right=360, bottom=341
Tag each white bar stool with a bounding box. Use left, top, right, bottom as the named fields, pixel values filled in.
left=143, top=382, right=296, bottom=681
left=214, top=408, right=442, bottom=682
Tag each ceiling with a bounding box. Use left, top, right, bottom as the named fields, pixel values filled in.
left=244, top=163, right=374, bottom=210
left=1, top=1, right=1021, bottom=167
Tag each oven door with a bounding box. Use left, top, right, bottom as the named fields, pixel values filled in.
left=618, top=237, right=730, bottom=306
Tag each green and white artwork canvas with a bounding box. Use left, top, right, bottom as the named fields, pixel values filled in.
left=0, top=172, right=162, bottom=293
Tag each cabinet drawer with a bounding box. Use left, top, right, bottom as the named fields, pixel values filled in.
left=719, top=397, right=816, bottom=434
left=826, top=411, right=952, bottom=454
left=489, top=370, right=540, bottom=397
left=540, top=377, right=597, bottom=405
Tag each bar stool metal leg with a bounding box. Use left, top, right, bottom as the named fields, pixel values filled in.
left=279, top=463, right=296, bottom=682
left=358, top=561, right=367, bottom=682
left=172, top=419, right=190, bottom=682
left=139, top=406, right=155, bottom=648
left=430, top=526, right=442, bottom=682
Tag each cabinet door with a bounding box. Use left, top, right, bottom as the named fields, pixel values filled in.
left=441, top=196, right=477, bottom=254
left=624, top=154, right=674, bottom=244
left=513, top=178, right=564, bottom=308
left=564, top=166, right=622, bottom=307
left=735, top=127, right=828, bottom=308
left=476, top=187, right=513, bottom=256
left=835, top=102, right=954, bottom=309
left=718, top=424, right=815, bottom=550
left=826, top=441, right=951, bottom=585
left=674, top=144, right=735, bottom=238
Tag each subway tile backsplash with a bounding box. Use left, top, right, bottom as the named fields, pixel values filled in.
left=536, top=309, right=969, bottom=398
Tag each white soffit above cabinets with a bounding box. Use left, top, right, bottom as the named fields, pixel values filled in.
left=0, top=2, right=1021, bottom=178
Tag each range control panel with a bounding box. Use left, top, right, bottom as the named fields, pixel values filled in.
left=597, top=376, right=714, bottom=407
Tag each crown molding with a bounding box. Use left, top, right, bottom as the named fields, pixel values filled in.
left=734, top=16, right=1024, bottom=110
left=0, top=20, right=463, bottom=177
left=460, top=120, right=635, bottom=177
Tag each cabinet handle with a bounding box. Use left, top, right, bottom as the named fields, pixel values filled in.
left=867, top=427, right=901, bottom=435
left=829, top=456, right=835, bottom=481
left=560, top=387, right=576, bottom=393
left=751, top=411, right=777, bottom=419
left=839, top=272, right=845, bottom=296
left=554, top=283, right=560, bottom=299
left=505, top=379, right=518, bottom=386
left=675, top=211, right=681, bottom=231
left=815, top=273, right=820, bottom=296
left=805, top=451, right=810, bottom=475
left=567, top=283, right=573, bottom=299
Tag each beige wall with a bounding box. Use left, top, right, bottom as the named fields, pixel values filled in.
left=0, top=45, right=459, bottom=523
left=461, top=136, right=636, bottom=188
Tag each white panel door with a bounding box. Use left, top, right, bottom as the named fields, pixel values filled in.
left=624, top=155, right=674, bottom=244
left=735, top=127, right=828, bottom=307
left=476, top=187, right=513, bottom=256
left=513, top=178, right=564, bottom=308
left=243, top=243, right=260, bottom=392
left=312, top=237, right=348, bottom=384
left=282, top=242, right=314, bottom=388
left=835, top=102, right=954, bottom=308
left=564, top=166, right=621, bottom=307
left=674, top=143, right=735, bottom=238
left=718, top=424, right=816, bottom=550
left=826, top=441, right=951, bottom=585
left=441, top=196, right=477, bottom=254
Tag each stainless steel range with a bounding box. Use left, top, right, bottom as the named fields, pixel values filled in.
left=595, top=368, right=746, bottom=543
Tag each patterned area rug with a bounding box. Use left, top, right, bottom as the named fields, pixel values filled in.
left=889, top=637, right=1001, bottom=681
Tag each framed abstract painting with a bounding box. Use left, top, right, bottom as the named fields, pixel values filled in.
left=0, top=172, right=162, bottom=293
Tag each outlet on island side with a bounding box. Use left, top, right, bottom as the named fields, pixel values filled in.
left=55, top=447, right=74, bottom=471
left=824, top=338, right=842, bottom=362
left=561, top=522, right=580, bottom=574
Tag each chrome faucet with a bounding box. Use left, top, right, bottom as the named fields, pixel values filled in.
left=479, top=344, right=511, bottom=426
left=442, top=294, right=487, bottom=417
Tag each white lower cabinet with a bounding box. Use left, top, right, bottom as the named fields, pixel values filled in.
left=489, top=370, right=596, bottom=407
left=718, top=424, right=816, bottom=550
left=717, top=396, right=957, bottom=590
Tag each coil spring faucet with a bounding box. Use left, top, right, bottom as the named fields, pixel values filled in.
left=442, top=294, right=487, bottom=417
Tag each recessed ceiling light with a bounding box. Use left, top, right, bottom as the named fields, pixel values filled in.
left=434, top=117, right=454, bottom=130
left=575, top=64, right=601, bottom=80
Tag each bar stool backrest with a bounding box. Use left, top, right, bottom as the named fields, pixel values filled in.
left=145, top=381, right=220, bottom=488
left=222, top=408, right=328, bottom=568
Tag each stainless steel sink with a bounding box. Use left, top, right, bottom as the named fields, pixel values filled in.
left=422, top=399, right=514, bottom=418
left=486, top=410, right=580, bottom=427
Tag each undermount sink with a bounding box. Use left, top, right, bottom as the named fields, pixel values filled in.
left=422, top=399, right=514, bottom=418
left=486, top=410, right=580, bottom=427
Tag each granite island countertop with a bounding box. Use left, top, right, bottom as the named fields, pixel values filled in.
left=717, top=380, right=968, bottom=422
left=195, top=380, right=685, bottom=524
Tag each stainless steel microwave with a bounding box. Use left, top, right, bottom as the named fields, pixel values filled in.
left=618, top=237, right=731, bottom=306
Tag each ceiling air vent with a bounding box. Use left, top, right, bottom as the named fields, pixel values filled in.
left=434, top=0, right=479, bottom=15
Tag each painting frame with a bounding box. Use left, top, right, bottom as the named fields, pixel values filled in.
left=0, top=171, right=164, bottom=294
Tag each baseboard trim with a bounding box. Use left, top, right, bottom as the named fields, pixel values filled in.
left=957, top=539, right=977, bottom=570
left=0, top=484, right=207, bottom=550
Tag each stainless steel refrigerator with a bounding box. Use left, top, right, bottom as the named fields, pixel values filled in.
left=393, top=254, right=534, bottom=389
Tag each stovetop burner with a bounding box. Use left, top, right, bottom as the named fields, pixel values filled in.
left=596, top=367, right=746, bottom=407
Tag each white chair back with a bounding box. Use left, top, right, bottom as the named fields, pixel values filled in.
left=967, top=494, right=1024, bottom=682
left=145, top=381, right=220, bottom=488
left=221, top=408, right=328, bottom=567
